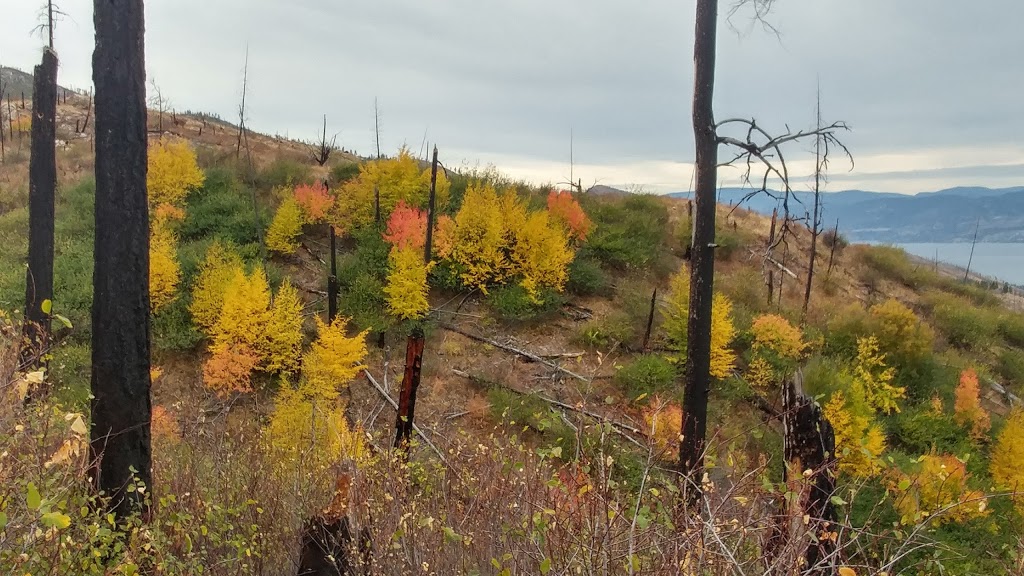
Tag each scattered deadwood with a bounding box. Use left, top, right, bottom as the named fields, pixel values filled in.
left=537, top=351, right=585, bottom=360
left=752, top=249, right=798, bottom=279
left=363, top=370, right=446, bottom=464
left=450, top=368, right=645, bottom=442
left=440, top=323, right=590, bottom=382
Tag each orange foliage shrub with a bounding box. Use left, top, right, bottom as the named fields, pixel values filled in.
left=151, top=405, right=181, bottom=443
left=642, top=399, right=683, bottom=456
left=547, top=190, right=593, bottom=242
left=293, top=182, right=334, bottom=222
left=382, top=200, right=427, bottom=251
left=433, top=215, right=455, bottom=259
left=953, top=368, right=990, bottom=439
left=890, top=453, right=988, bottom=526
left=203, top=343, right=261, bottom=396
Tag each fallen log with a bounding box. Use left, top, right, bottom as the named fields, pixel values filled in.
left=440, top=323, right=590, bottom=382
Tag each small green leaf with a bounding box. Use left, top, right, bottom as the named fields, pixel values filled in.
left=41, top=299, right=52, bottom=315
left=26, top=482, right=41, bottom=510
left=540, top=558, right=552, bottom=574
left=898, top=478, right=911, bottom=491
left=53, top=313, right=73, bottom=329
left=0, top=511, right=7, bottom=530
left=830, top=495, right=848, bottom=506
left=40, top=511, right=71, bottom=530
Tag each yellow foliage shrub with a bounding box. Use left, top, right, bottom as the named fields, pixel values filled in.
left=263, top=279, right=304, bottom=373
left=868, top=299, right=935, bottom=363
left=333, top=148, right=450, bottom=232
left=148, top=139, right=205, bottom=207
left=890, top=453, right=989, bottom=526
left=990, top=408, right=1024, bottom=510
left=642, top=399, right=682, bottom=456
left=268, top=377, right=368, bottom=465
left=511, top=210, right=573, bottom=302
left=385, top=246, right=431, bottom=320
left=149, top=216, right=180, bottom=312
left=266, top=196, right=304, bottom=255
left=746, top=314, right=807, bottom=392
left=448, top=182, right=511, bottom=292
left=825, top=390, right=887, bottom=477
left=151, top=405, right=181, bottom=444
left=663, top=266, right=736, bottom=378
left=189, top=241, right=244, bottom=333
left=854, top=336, right=904, bottom=414
left=302, top=315, right=370, bottom=397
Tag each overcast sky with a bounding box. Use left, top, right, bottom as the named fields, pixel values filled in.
left=3, top=0, right=1022, bottom=194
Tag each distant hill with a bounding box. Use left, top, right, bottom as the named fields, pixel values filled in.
left=667, top=186, right=1024, bottom=243
left=586, top=184, right=629, bottom=196
left=1, top=65, right=74, bottom=101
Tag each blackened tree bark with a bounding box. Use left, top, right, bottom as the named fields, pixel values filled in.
left=328, top=225, right=339, bottom=323
left=423, top=145, right=438, bottom=264
left=23, top=48, right=58, bottom=360
left=802, top=89, right=824, bottom=320
left=394, top=326, right=425, bottom=451
left=679, top=0, right=719, bottom=497
left=90, top=0, right=152, bottom=519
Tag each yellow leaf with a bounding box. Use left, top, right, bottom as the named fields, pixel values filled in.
left=838, top=568, right=857, bottom=576
left=68, top=414, right=87, bottom=435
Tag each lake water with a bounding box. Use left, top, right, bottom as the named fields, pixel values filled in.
left=886, top=243, right=1024, bottom=286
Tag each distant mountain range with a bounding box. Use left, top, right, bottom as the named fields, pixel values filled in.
left=661, top=186, right=1024, bottom=243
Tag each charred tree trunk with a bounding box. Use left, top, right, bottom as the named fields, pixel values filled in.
left=298, top=472, right=372, bottom=575
left=373, top=185, right=381, bottom=229
left=775, top=373, right=837, bottom=574
left=328, top=225, right=339, bottom=323
left=825, top=219, right=839, bottom=279
left=423, top=146, right=438, bottom=264
left=394, top=327, right=425, bottom=451
left=642, top=287, right=658, bottom=352
left=89, top=0, right=152, bottom=520
left=767, top=207, right=778, bottom=305
left=679, top=0, right=719, bottom=498
left=23, top=49, right=58, bottom=365
left=803, top=92, right=824, bottom=320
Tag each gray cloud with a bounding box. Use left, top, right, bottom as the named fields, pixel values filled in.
left=3, top=0, right=1022, bottom=192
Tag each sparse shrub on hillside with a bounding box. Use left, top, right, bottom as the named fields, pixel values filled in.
left=892, top=399, right=969, bottom=456
left=642, top=398, right=683, bottom=456
left=857, top=245, right=928, bottom=289
left=190, top=240, right=244, bottom=333
left=566, top=256, right=609, bottom=297
left=925, top=292, right=999, bottom=350
left=825, top=385, right=888, bottom=477
left=614, top=354, right=677, bottom=400
left=855, top=336, right=904, bottom=414
left=256, top=155, right=312, bottom=190
left=822, top=227, right=848, bottom=251
left=997, top=313, right=1024, bottom=348
left=579, top=194, right=670, bottom=272
left=152, top=295, right=203, bottom=352
left=266, top=196, right=304, bottom=255
left=148, top=139, right=205, bottom=207
left=337, top=228, right=391, bottom=333
left=486, top=284, right=563, bottom=322
left=576, top=313, right=634, bottom=349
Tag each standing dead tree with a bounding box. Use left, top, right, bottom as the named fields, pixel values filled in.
left=802, top=87, right=827, bottom=319
left=311, top=114, right=337, bottom=166
left=0, top=70, right=7, bottom=162
left=681, top=0, right=851, bottom=499
left=147, top=78, right=170, bottom=133
left=23, top=49, right=59, bottom=370
left=423, top=145, right=439, bottom=263
left=33, top=1, right=67, bottom=51
left=394, top=327, right=426, bottom=452
left=90, top=0, right=152, bottom=520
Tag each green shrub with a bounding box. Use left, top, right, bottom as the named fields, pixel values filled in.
left=576, top=313, right=635, bottom=349
left=614, top=354, right=677, bottom=400
left=925, top=292, right=998, bottom=350
left=579, top=194, right=670, bottom=272
left=255, top=156, right=312, bottom=190
left=487, top=387, right=575, bottom=454
left=566, top=257, right=610, bottom=297
left=49, top=342, right=91, bottom=409
left=153, top=295, right=203, bottom=352
left=997, top=348, right=1024, bottom=389
left=486, top=284, right=563, bottom=322
left=998, top=313, right=1024, bottom=348
left=180, top=170, right=268, bottom=247
left=329, top=161, right=361, bottom=185
left=891, top=403, right=971, bottom=455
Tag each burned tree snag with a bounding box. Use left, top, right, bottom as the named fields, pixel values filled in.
left=311, top=114, right=337, bottom=166
left=373, top=185, right=381, bottom=229
left=298, top=470, right=372, bottom=575
left=328, top=225, right=339, bottom=323
left=23, top=49, right=58, bottom=364
left=423, top=145, right=438, bottom=264
left=394, top=327, right=426, bottom=451
left=777, top=372, right=837, bottom=574
left=826, top=219, right=840, bottom=279
left=90, top=0, right=152, bottom=519
left=679, top=0, right=719, bottom=496
left=642, top=287, right=658, bottom=352
left=766, top=207, right=778, bottom=305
